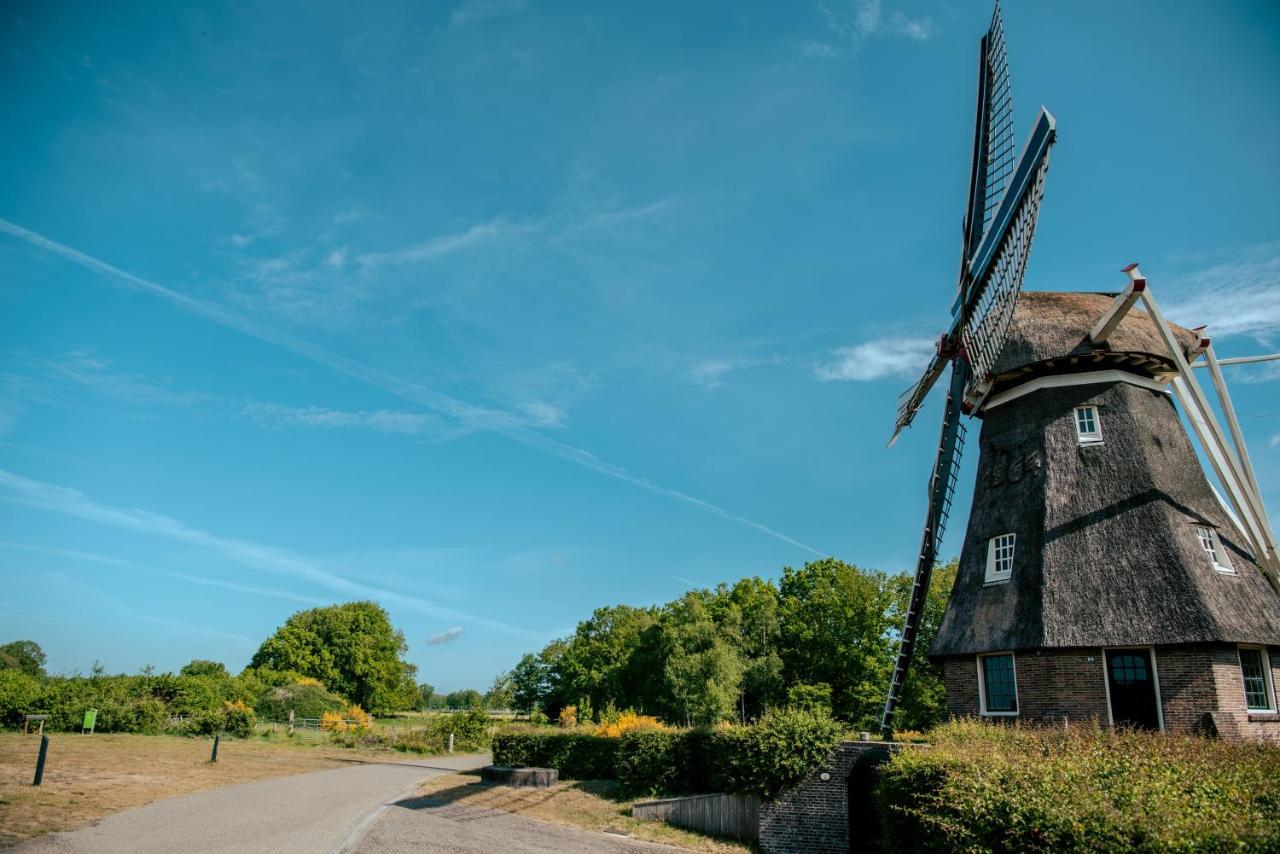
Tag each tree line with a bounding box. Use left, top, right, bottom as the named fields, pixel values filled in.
left=500, top=557, right=956, bottom=731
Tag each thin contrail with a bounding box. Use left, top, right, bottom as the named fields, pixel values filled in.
left=0, top=219, right=826, bottom=557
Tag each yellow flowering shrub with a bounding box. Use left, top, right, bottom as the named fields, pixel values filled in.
left=322, top=705, right=373, bottom=733
left=557, top=705, right=578, bottom=727
left=596, top=711, right=666, bottom=738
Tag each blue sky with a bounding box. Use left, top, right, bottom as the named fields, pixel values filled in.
left=2, top=0, right=1278, bottom=692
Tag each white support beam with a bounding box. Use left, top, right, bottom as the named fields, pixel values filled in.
left=1089, top=263, right=1146, bottom=344
left=1139, top=287, right=1280, bottom=590
left=1191, top=352, right=1280, bottom=368
left=1203, top=343, right=1267, bottom=522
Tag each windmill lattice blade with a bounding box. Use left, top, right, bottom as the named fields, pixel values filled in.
left=890, top=350, right=947, bottom=444
left=962, top=111, right=1055, bottom=388
left=979, top=5, right=1016, bottom=241
left=881, top=361, right=969, bottom=737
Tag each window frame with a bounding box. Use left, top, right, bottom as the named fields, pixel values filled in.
left=985, top=533, right=1016, bottom=585
left=1193, top=525, right=1236, bottom=575
left=1074, top=405, right=1103, bottom=445
left=976, top=652, right=1019, bottom=716
left=1238, top=645, right=1277, bottom=713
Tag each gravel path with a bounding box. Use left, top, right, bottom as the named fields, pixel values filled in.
left=16, top=753, right=490, bottom=854
left=357, top=794, right=687, bottom=854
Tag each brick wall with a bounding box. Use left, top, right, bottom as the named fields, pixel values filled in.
left=939, top=644, right=1280, bottom=740
left=758, top=741, right=890, bottom=854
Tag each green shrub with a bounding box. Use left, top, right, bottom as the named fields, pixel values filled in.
left=123, top=698, right=168, bottom=734
left=494, top=708, right=841, bottom=799
left=492, top=730, right=619, bottom=779
left=877, top=720, right=1280, bottom=853
left=221, top=700, right=255, bottom=738
left=254, top=682, right=347, bottom=721
left=0, top=670, right=43, bottom=728
left=616, top=729, right=683, bottom=795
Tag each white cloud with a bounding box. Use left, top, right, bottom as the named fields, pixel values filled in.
left=228, top=234, right=253, bottom=247
left=450, top=0, right=527, bottom=28
left=814, top=337, right=935, bottom=382
left=799, top=40, right=839, bottom=60
left=37, top=350, right=210, bottom=407
left=325, top=249, right=347, bottom=269
left=427, top=626, right=465, bottom=645
left=241, top=402, right=441, bottom=435
left=819, top=0, right=935, bottom=48
left=1271, top=433, right=1280, bottom=447
left=687, top=357, right=774, bottom=391
left=1162, top=242, right=1280, bottom=342
left=0, top=468, right=533, bottom=636
left=357, top=219, right=513, bottom=269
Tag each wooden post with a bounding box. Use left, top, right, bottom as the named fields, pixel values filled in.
left=32, top=735, right=49, bottom=785
left=210, top=734, right=220, bottom=763
left=448, top=733, right=454, bottom=754
left=287, top=710, right=295, bottom=735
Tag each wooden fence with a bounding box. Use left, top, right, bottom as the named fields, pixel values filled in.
left=633, top=792, right=761, bottom=842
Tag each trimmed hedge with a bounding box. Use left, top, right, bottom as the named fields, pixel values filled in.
left=492, top=730, right=619, bottom=779
left=877, top=720, right=1280, bottom=852
left=494, top=708, right=842, bottom=798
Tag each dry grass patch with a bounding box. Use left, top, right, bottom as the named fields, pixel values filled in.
left=412, top=772, right=751, bottom=852
left=0, top=732, right=360, bottom=846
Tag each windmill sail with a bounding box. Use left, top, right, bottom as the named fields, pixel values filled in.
left=962, top=3, right=1013, bottom=267
left=880, top=5, right=1057, bottom=738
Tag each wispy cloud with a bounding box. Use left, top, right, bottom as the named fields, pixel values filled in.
left=36, top=350, right=209, bottom=407
left=1162, top=241, right=1280, bottom=343
left=814, top=337, right=935, bottom=382
left=0, top=467, right=533, bottom=636
left=427, top=626, right=465, bottom=645
left=818, top=0, right=935, bottom=52
left=688, top=357, right=775, bottom=391
left=450, top=0, right=527, bottom=28
left=0, top=541, right=130, bottom=566
left=357, top=219, right=514, bottom=269
left=0, top=219, right=824, bottom=557
left=241, top=402, right=442, bottom=435
left=163, top=570, right=327, bottom=607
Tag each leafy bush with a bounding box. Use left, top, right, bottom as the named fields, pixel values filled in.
left=254, top=682, right=348, bottom=721
left=221, top=700, right=255, bottom=738
left=877, top=720, right=1280, bottom=853
left=0, top=670, right=43, bottom=728
left=492, top=730, right=620, bottom=779
left=124, top=698, right=168, bottom=734
left=494, top=708, right=842, bottom=798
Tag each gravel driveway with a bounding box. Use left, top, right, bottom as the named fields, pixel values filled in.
left=357, top=795, right=687, bottom=853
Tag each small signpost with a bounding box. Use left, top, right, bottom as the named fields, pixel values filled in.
left=23, top=714, right=48, bottom=735
left=82, top=708, right=98, bottom=735
left=210, top=734, right=220, bottom=763
left=32, top=735, right=49, bottom=785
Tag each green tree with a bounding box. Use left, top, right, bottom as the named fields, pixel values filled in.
left=179, top=659, right=229, bottom=679
left=663, top=594, right=743, bottom=726
left=416, top=682, right=435, bottom=711
left=509, top=653, right=549, bottom=715
left=0, top=640, right=47, bottom=677
left=484, top=671, right=514, bottom=710
left=250, top=602, right=415, bottom=715
left=777, top=558, right=897, bottom=727
left=444, top=688, right=483, bottom=710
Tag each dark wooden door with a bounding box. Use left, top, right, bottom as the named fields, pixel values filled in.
left=1106, top=649, right=1160, bottom=731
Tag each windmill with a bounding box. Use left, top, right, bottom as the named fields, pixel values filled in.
left=880, top=5, right=1280, bottom=740
left=878, top=4, right=1057, bottom=737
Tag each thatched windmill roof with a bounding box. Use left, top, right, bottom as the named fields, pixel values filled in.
left=931, top=291, right=1280, bottom=658
left=988, top=291, right=1201, bottom=388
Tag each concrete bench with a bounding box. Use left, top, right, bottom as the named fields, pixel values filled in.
left=480, top=765, right=558, bottom=787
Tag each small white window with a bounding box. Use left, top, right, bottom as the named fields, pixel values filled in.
left=977, top=653, right=1018, bottom=715
left=1194, top=525, right=1235, bottom=574
left=985, top=533, right=1016, bottom=584
left=1238, top=647, right=1276, bottom=713
left=1074, top=406, right=1102, bottom=444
